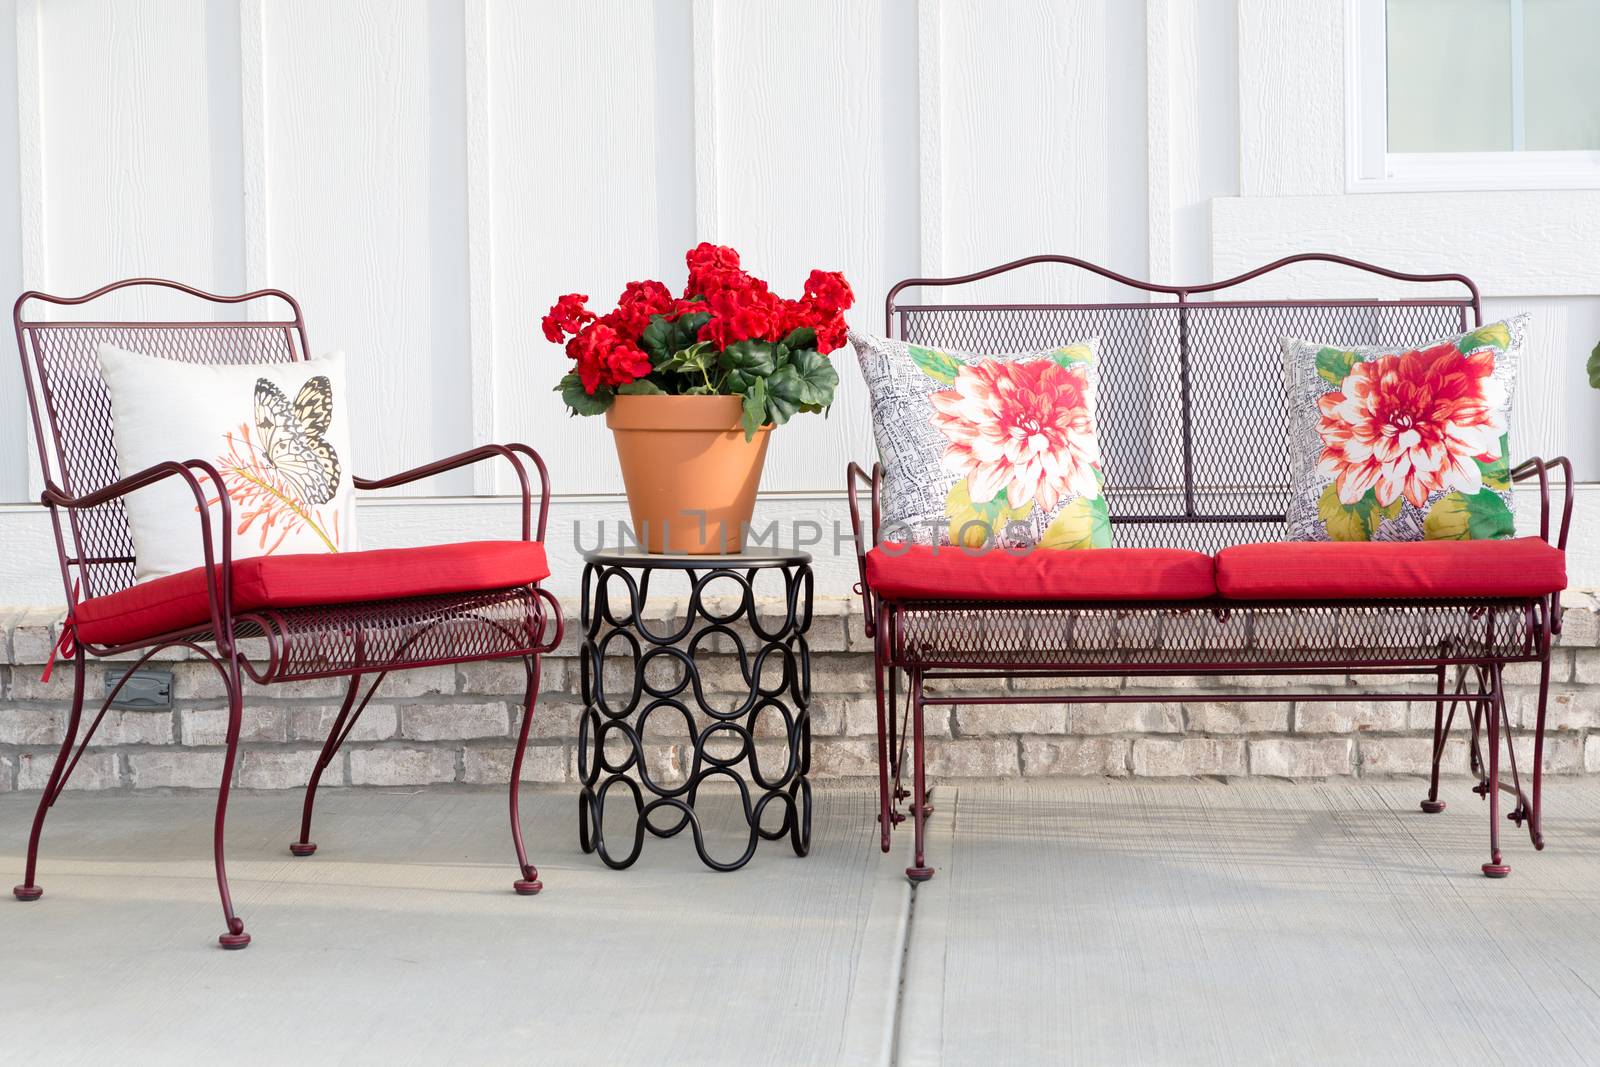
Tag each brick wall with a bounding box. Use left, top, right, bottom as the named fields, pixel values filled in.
left=2, top=594, right=1598, bottom=792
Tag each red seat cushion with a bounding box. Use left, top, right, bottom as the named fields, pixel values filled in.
left=865, top=544, right=1217, bottom=601
left=74, top=541, right=550, bottom=647
left=1215, top=538, right=1566, bottom=600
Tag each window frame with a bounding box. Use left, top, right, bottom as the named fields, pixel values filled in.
left=1345, top=0, right=1600, bottom=193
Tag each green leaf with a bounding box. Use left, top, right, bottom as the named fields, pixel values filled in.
left=780, top=326, right=817, bottom=352
left=1475, top=433, right=1511, bottom=491
left=1317, top=483, right=1401, bottom=541
left=719, top=339, right=779, bottom=379
left=616, top=379, right=666, bottom=396
left=786, top=347, right=839, bottom=407
left=1038, top=496, right=1111, bottom=550
left=638, top=315, right=676, bottom=364
left=684, top=383, right=718, bottom=396
left=556, top=373, right=612, bottom=416
left=1423, top=490, right=1514, bottom=540
left=906, top=345, right=963, bottom=384
left=944, top=481, right=1030, bottom=548
left=640, top=312, right=712, bottom=365
left=1457, top=321, right=1510, bottom=355
left=1588, top=338, right=1600, bottom=390
left=1049, top=344, right=1094, bottom=369
left=1465, top=490, right=1514, bottom=539
left=1422, top=493, right=1469, bottom=540
left=657, top=342, right=714, bottom=376
left=1315, top=346, right=1359, bottom=387
left=740, top=379, right=769, bottom=440
left=765, top=365, right=804, bottom=425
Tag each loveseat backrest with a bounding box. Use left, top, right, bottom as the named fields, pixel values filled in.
left=13, top=279, right=309, bottom=602
left=886, top=254, right=1480, bottom=554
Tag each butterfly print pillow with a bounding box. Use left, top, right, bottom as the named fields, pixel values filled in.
left=97, top=344, right=359, bottom=584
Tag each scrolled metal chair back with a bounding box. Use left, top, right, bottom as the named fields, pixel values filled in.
left=13, top=278, right=310, bottom=602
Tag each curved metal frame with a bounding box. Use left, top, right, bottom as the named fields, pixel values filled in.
left=852, top=253, right=1569, bottom=883
left=576, top=551, right=814, bottom=872
left=11, top=279, right=564, bottom=948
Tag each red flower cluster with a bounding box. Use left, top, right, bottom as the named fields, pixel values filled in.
left=544, top=244, right=855, bottom=396
left=566, top=323, right=651, bottom=395
left=540, top=293, right=594, bottom=344
left=681, top=244, right=854, bottom=354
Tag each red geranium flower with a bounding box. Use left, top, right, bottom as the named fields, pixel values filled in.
left=803, top=270, right=854, bottom=315
left=685, top=243, right=748, bottom=296
left=541, top=293, right=594, bottom=344
left=602, top=279, right=676, bottom=340
left=814, top=315, right=848, bottom=354
left=699, top=283, right=784, bottom=349
left=567, top=323, right=652, bottom=394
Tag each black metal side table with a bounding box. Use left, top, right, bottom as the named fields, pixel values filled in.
left=577, top=548, right=813, bottom=871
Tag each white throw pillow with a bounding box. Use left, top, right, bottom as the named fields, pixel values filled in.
left=97, top=344, right=359, bottom=583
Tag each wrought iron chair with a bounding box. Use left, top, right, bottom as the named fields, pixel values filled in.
left=11, top=278, right=563, bottom=948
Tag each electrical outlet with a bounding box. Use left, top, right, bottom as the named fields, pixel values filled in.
left=105, top=668, right=172, bottom=710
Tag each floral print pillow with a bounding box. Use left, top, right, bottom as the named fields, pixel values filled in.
left=851, top=331, right=1108, bottom=549
left=1282, top=316, right=1524, bottom=542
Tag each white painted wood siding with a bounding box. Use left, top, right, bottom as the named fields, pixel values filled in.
left=0, top=0, right=1595, bottom=603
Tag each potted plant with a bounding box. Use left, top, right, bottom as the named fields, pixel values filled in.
left=544, top=243, right=853, bottom=554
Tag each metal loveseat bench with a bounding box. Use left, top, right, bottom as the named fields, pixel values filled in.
left=847, top=254, right=1572, bottom=883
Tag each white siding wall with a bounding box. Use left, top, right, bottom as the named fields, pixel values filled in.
left=0, top=0, right=1596, bottom=603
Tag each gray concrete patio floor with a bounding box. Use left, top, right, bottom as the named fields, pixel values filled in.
left=5, top=779, right=1600, bottom=1066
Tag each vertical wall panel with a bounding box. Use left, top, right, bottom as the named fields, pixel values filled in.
left=488, top=0, right=666, bottom=496
left=923, top=0, right=1115, bottom=303
left=35, top=0, right=227, bottom=318
left=692, top=0, right=884, bottom=491
left=0, top=0, right=25, bottom=499
left=1236, top=0, right=1342, bottom=197
left=262, top=0, right=471, bottom=491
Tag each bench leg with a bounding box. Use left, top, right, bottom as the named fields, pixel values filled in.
left=1421, top=666, right=1449, bottom=813
left=1421, top=664, right=1468, bottom=814
left=1513, top=652, right=1550, bottom=851
left=1482, top=662, right=1511, bottom=878
left=873, top=615, right=892, bottom=853
left=906, top=669, right=934, bottom=884
left=509, top=654, right=544, bottom=895
left=12, top=648, right=87, bottom=903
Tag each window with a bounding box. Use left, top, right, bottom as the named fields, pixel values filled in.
left=1347, top=0, right=1600, bottom=190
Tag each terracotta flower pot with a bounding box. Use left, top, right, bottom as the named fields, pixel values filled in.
left=607, top=394, right=772, bottom=554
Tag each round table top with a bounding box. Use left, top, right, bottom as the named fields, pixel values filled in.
left=581, top=546, right=812, bottom=568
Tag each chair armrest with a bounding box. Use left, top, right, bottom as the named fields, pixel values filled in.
left=354, top=444, right=552, bottom=542
left=42, top=459, right=237, bottom=641
left=1512, top=456, right=1574, bottom=637
left=1511, top=456, right=1574, bottom=551
left=846, top=461, right=883, bottom=637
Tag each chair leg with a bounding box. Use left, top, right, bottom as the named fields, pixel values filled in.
left=906, top=669, right=934, bottom=884
left=1483, top=662, right=1511, bottom=879
left=291, top=674, right=368, bottom=856
left=13, top=648, right=87, bottom=902
left=214, top=659, right=251, bottom=948
left=508, top=654, right=543, bottom=895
